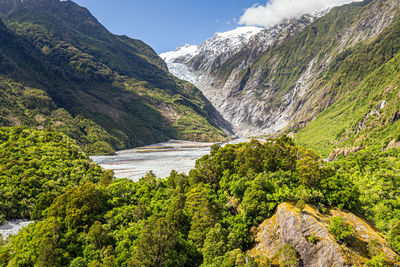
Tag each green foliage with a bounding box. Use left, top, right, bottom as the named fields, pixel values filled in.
left=130, top=216, right=178, bottom=267
left=0, top=134, right=396, bottom=266
left=295, top=13, right=400, bottom=157
left=389, top=221, right=400, bottom=254
left=274, top=243, right=299, bottom=267
left=365, top=253, right=388, bottom=267
left=241, top=174, right=275, bottom=225
left=329, top=216, right=354, bottom=243
left=201, top=223, right=228, bottom=265
left=0, top=4, right=225, bottom=155
left=306, top=233, right=320, bottom=245
left=203, top=249, right=256, bottom=267
left=333, top=149, right=400, bottom=236
left=0, top=127, right=108, bottom=220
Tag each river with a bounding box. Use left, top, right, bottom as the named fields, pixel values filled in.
left=0, top=220, right=34, bottom=240
left=91, top=139, right=247, bottom=181
left=91, top=140, right=215, bottom=181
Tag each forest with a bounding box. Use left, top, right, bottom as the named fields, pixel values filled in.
left=0, top=127, right=399, bottom=266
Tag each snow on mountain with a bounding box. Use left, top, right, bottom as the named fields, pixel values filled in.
left=160, top=13, right=327, bottom=136
left=196, top=26, right=263, bottom=61
left=167, top=62, right=199, bottom=85
left=160, top=44, right=198, bottom=63
left=161, top=26, right=262, bottom=65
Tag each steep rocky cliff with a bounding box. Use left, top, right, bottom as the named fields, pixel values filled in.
left=249, top=203, right=400, bottom=266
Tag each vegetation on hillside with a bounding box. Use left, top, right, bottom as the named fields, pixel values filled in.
left=0, top=127, right=112, bottom=222
left=295, top=13, right=400, bottom=156
left=0, top=2, right=226, bottom=155
left=1, top=130, right=398, bottom=266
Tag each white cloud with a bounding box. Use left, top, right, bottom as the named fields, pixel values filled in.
left=239, top=0, right=363, bottom=27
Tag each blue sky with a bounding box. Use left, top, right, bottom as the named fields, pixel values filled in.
left=73, top=0, right=260, bottom=54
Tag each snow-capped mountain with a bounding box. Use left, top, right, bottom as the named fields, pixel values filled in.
left=160, top=44, right=198, bottom=64
left=161, top=10, right=350, bottom=137
left=193, top=27, right=262, bottom=68
left=161, top=26, right=262, bottom=68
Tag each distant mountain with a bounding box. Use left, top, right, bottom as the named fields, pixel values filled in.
left=162, top=0, right=400, bottom=157
left=161, top=27, right=262, bottom=75
left=162, top=14, right=322, bottom=136
left=0, top=0, right=228, bottom=154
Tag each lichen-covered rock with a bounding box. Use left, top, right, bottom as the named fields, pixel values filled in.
left=249, top=202, right=400, bottom=266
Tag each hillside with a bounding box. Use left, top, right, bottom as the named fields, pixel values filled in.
left=294, top=5, right=400, bottom=156
left=0, top=0, right=227, bottom=155
left=162, top=0, right=400, bottom=152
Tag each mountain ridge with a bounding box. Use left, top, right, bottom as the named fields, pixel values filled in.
left=0, top=0, right=228, bottom=154
left=161, top=0, right=400, bottom=156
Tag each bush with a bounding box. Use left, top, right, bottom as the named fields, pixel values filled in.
left=275, top=243, right=299, bottom=267
left=389, top=221, right=400, bottom=254
left=365, top=253, right=388, bottom=267
left=329, top=216, right=354, bottom=243
left=306, top=233, right=320, bottom=245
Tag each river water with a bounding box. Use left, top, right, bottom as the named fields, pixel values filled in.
left=91, top=139, right=248, bottom=181
left=91, top=140, right=215, bottom=181
left=0, top=220, right=34, bottom=240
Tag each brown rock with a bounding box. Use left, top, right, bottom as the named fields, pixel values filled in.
left=385, top=139, right=400, bottom=151
left=249, top=203, right=400, bottom=267
left=328, top=147, right=363, bottom=161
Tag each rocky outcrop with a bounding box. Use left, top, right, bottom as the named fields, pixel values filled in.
left=385, top=139, right=400, bottom=151
left=328, top=147, right=364, bottom=162
left=249, top=203, right=400, bottom=266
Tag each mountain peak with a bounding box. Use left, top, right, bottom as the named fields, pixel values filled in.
left=214, top=26, right=262, bottom=39
left=0, top=0, right=112, bottom=41
left=160, top=44, right=198, bottom=63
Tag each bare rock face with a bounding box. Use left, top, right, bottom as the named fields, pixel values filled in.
left=249, top=203, right=400, bottom=266
left=385, top=139, right=400, bottom=151
left=328, top=147, right=364, bottom=162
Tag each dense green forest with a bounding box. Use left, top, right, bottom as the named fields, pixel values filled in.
left=0, top=127, right=399, bottom=266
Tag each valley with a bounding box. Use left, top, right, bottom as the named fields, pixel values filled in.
left=0, top=0, right=400, bottom=266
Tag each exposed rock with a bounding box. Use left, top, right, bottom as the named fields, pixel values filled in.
left=249, top=202, right=400, bottom=266
left=328, top=147, right=364, bottom=162
left=385, top=139, right=400, bottom=151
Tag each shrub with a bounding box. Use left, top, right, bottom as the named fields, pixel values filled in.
left=328, top=216, right=354, bottom=243
left=365, top=253, right=387, bottom=267
left=306, top=233, right=320, bottom=245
